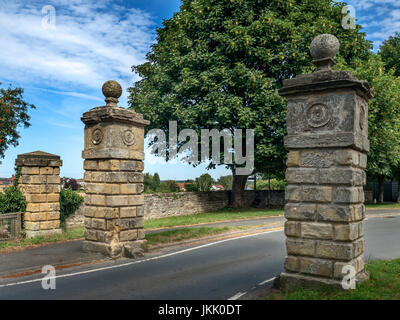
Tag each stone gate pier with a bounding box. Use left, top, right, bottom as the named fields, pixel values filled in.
left=16, top=151, right=62, bottom=238
left=279, top=34, right=374, bottom=290
left=81, top=80, right=149, bottom=258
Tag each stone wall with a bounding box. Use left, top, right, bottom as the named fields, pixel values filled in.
left=65, top=190, right=285, bottom=226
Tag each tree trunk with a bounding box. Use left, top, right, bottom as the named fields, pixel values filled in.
left=378, top=175, right=385, bottom=203
left=229, top=172, right=249, bottom=208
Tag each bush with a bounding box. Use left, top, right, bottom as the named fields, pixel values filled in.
left=0, top=186, right=27, bottom=214
left=60, top=188, right=83, bottom=224
left=256, top=179, right=287, bottom=190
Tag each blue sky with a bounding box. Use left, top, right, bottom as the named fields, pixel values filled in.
left=0, top=0, right=399, bottom=180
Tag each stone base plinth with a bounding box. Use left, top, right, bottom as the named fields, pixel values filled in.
left=82, top=240, right=146, bottom=259
left=280, top=271, right=369, bottom=292
left=26, top=228, right=62, bottom=238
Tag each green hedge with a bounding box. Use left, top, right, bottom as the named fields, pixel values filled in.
left=60, top=188, right=84, bottom=224
left=0, top=186, right=27, bottom=214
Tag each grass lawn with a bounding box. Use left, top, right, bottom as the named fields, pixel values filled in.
left=144, top=207, right=284, bottom=229
left=0, top=223, right=272, bottom=251
left=365, top=202, right=400, bottom=209
left=145, top=225, right=266, bottom=247
left=267, top=258, right=400, bottom=300
left=0, top=227, right=85, bottom=251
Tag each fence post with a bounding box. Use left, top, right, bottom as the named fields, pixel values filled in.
left=278, top=34, right=374, bottom=290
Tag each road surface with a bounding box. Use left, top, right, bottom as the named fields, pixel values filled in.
left=0, top=215, right=399, bottom=300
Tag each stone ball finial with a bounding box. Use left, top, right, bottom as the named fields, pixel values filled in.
left=310, top=34, right=340, bottom=71
left=102, top=80, right=122, bottom=107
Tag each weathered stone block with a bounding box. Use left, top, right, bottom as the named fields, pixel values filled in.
left=285, top=203, right=316, bottom=221
left=315, top=240, right=354, bottom=260
left=336, top=149, right=359, bottom=166
left=284, top=256, right=300, bottom=272
left=20, top=167, right=40, bottom=175
left=333, top=256, right=364, bottom=279
left=286, top=238, right=315, bottom=256
left=284, top=221, right=301, bottom=238
left=120, top=207, right=137, bottom=218
left=120, top=230, right=138, bottom=241
left=286, top=168, right=319, bottom=184
left=286, top=151, right=300, bottom=167
left=285, top=185, right=301, bottom=202
left=300, top=150, right=335, bottom=168
left=301, top=222, right=333, bottom=240
left=39, top=167, right=54, bottom=175
left=299, top=257, right=333, bottom=277
left=40, top=220, right=60, bottom=230
left=334, top=222, right=361, bottom=241
left=334, top=187, right=363, bottom=204
left=302, top=186, right=332, bottom=203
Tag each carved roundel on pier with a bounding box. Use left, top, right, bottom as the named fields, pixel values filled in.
left=91, top=128, right=103, bottom=145
left=359, top=104, right=366, bottom=130
left=122, top=129, right=136, bottom=146
left=306, top=103, right=331, bottom=128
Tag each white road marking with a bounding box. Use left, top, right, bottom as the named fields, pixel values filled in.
left=258, top=277, right=276, bottom=286
left=228, top=291, right=247, bottom=300
left=0, top=229, right=282, bottom=289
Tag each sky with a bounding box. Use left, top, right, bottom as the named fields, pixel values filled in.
left=0, top=0, right=399, bottom=180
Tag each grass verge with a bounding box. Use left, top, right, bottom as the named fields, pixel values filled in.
left=0, top=224, right=272, bottom=251
left=145, top=225, right=265, bottom=247
left=365, top=202, right=400, bottom=209
left=267, top=258, right=400, bottom=300
left=0, top=227, right=85, bottom=251
left=144, top=207, right=284, bottom=229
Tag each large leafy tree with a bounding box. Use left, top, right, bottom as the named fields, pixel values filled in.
left=129, top=0, right=372, bottom=207
left=338, top=55, right=400, bottom=202
left=0, top=84, right=35, bottom=162
left=379, top=33, right=400, bottom=77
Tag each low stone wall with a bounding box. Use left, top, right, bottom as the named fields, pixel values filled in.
left=65, top=190, right=285, bottom=226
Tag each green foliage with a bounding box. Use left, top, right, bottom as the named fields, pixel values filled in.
left=0, top=83, right=35, bottom=163
left=0, top=186, right=27, bottom=214
left=379, top=32, right=400, bottom=77
left=160, top=180, right=181, bottom=192
left=184, top=180, right=199, bottom=191
left=59, top=188, right=83, bottom=224
left=129, top=0, right=372, bottom=181
left=217, top=175, right=233, bottom=190
left=256, top=178, right=287, bottom=190
left=144, top=172, right=154, bottom=192
left=196, top=173, right=214, bottom=191
left=337, top=54, right=400, bottom=179
left=152, top=173, right=161, bottom=190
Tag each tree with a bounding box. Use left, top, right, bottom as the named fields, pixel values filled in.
left=185, top=179, right=199, bottom=191
left=379, top=33, right=400, bottom=77
left=152, top=173, right=161, bottom=190
left=339, top=55, right=400, bottom=202
left=129, top=0, right=372, bottom=207
left=162, top=180, right=181, bottom=192
left=217, top=175, right=233, bottom=191
left=196, top=173, right=214, bottom=191
left=0, top=84, right=35, bottom=162
left=144, top=173, right=154, bottom=192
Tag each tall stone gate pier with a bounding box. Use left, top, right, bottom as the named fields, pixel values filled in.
left=81, top=80, right=149, bottom=258
left=279, top=34, right=374, bottom=290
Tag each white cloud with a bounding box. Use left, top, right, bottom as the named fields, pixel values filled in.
left=0, top=0, right=155, bottom=93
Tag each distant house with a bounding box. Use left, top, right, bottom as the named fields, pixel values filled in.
left=212, top=184, right=224, bottom=191
left=76, top=179, right=85, bottom=189
left=176, top=182, right=186, bottom=192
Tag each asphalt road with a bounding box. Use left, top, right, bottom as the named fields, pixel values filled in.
left=0, top=215, right=399, bottom=300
